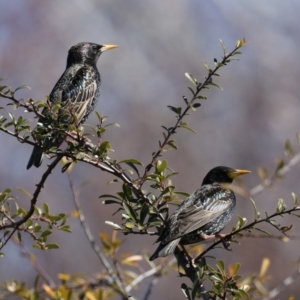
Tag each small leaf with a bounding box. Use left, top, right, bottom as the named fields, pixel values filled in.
left=179, top=122, right=197, bottom=134
left=156, top=160, right=168, bottom=173
left=249, top=197, right=260, bottom=220
left=14, top=85, right=31, bottom=94
left=118, top=159, right=143, bottom=166
left=43, top=203, right=49, bottom=214
left=219, top=39, right=226, bottom=55
left=217, top=260, right=225, bottom=274
left=123, top=202, right=138, bottom=223
left=167, top=105, right=182, bottom=115
left=258, top=167, right=268, bottom=182
left=46, top=243, right=59, bottom=249
left=105, top=221, right=122, bottom=230
left=181, top=283, right=192, bottom=300
left=124, top=221, right=135, bottom=229
left=102, top=199, right=121, bottom=205
left=259, top=257, right=270, bottom=278
left=99, top=194, right=122, bottom=200
left=254, top=227, right=271, bottom=236
left=185, top=73, right=198, bottom=86
left=292, top=192, right=298, bottom=206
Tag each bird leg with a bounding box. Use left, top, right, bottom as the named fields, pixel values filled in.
left=200, top=233, right=231, bottom=251
left=180, top=244, right=196, bottom=268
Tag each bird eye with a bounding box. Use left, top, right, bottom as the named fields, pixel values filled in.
left=93, top=45, right=98, bottom=51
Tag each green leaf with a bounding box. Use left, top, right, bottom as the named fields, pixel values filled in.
left=202, top=62, right=211, bottom=72
left=179, top=122, right=197, bottom=134
left=123, top=202, right=138, bottom=223
left=99, top=194, right=122, bottom=200
left=140, top=203, right=149, bottom=225
left=122, top=183, right=133, bottom=201
left=43, top=203, right=49, bottom=214
left=249, top=197, right=260, bottom=220
left=174, top=191, right=190, bottom=197
left=166, top=140, right=177, bottom=150
left=208, top=82, right=223, bottom=90
left=118, top=159, right=143, bottom=166
left=41, top=230, right=52, bottom=238
left=292, top=192, right=298, bottom=206
left=254, top=227, right=271, bottom=236
left=167, top=105, right=182, bottom=115
left=156, top=160, right=168, bottom=173
left=102, top=199, right=121, bottom=205
left=46, top=243, right=59, bottom=249
left=124, top=221, right=135, bottom=229
left=61, top=162, right=72, bottom=173
left=181, top=283, right=192, bottom=300
left=14, top=85, right=31, bottom=93
left=187, top=87, right=195, bottom=96
left=104, top=122, right=120, bottom=128
left=185, top=73, right=198, bottom=86
left=17, top=232, right=22, bottom=242
left=220, top=39, right=226, bottom=56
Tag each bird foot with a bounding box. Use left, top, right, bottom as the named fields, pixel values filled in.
left=216, top=233, right=232, bottom=251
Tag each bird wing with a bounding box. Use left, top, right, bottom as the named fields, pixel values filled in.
left=51, top=66, right=99, bottom=125
left=163, top=185, right=234, bottom=243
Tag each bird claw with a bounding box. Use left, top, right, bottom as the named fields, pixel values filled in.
left=222, top=240, right=232, bottom=251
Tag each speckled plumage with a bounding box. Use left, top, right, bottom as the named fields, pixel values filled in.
left=27, top=42, right=117, bottom=169
left=149, top=166, right=250, bottom=260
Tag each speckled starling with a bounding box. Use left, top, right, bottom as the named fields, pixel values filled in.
left=27, top=42, right=118, bottom=169
left=149, top=166, right=250, bottom=260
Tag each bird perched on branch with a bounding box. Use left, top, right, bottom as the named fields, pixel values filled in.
left=149, top=166, right=250, bottom=260
left=27, top=42, right=118, bottom=169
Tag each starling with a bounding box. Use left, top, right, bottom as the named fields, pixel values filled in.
left=149, top=166, right=250, bottom=260
left=27, top=42, right=118, bottom=169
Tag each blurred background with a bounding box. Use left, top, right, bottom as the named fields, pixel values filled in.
left=1, top=0, right=300, bottom=299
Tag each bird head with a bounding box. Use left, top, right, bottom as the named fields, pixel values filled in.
left=201, top=166, right=250, bottom=185
left=67, top=42, right=118, bottom=67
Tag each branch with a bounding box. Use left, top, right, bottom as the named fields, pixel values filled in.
left=13, top=237, right=56, bottom=288
left=138, top=41, right=245, bottom=187
left=250, top=152, right=300, bottom=197
left=261, top=267, right=300, bottom=300
left=143, top=277, right=159, bottom=300
left=174, top=248, right=210, bottom=300
left=194, top=206, right=300, bottom=262
left=66, top=172, right=127, bottom=299
left=125, top=258, right=176, bottom=293
left=0, top=154, right=63, bottom=250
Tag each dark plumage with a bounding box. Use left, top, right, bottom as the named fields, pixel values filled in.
left=149, top=166, right=250, bottom=260
left=27, top=42, right=118, bottom=169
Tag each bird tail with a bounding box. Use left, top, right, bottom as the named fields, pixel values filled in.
left=149, top=238, right=181, bottom=261
left=27, top=146, right=44, bottom=169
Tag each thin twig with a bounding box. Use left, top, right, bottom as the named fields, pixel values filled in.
left=66, top=172, right=127, bottom=299
left=138, top=42, right=245, bottom=187
left=250, top=153, right=300, bottom=197
left=194, top=206, right=300, bottom=262
left=125, top=258, right=176, bottom=293
left=261, top=267, right=300, bottom=300
left=13, top=237, right=56, bottom=288
left=143, top=277, right=159, bottom=300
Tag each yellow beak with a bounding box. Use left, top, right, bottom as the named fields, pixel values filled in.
left=102, top=44, right=118, bottom=52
